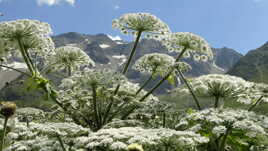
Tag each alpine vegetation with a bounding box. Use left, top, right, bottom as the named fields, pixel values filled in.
left=0, top=12, right=267, bottom=151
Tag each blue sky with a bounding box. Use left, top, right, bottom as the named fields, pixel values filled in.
left=0, top=0, right=268, bottom=54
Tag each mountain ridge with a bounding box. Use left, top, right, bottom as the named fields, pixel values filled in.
left=0, top=32, right=243, bottom=104
left=228, top=41, right=268, bottom=83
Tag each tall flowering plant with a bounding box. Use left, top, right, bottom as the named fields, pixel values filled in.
left=2, top=12, right=266, bottom=151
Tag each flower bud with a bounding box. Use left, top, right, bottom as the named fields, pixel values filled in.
left=0, top=102, right=17, bottom=118
left=127, top=143, right=144, bottom=151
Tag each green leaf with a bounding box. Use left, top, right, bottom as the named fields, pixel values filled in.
left=167, top=75, right=176, bottom=85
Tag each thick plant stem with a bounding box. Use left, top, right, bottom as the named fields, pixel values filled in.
left=248, top=96, right=264, bottom=111
left=24, top=49, right=36, bottom=73
left=41, top=84, right=65, bottom=110
left=114, top=31, right=143, bottom=95
left=162, top=112, right=166, bottom=128
left=214, top=95, right=220, bottom=108
left=178, top=70, right=201, bottom=110
left=219, top=126, right=232, bottom=151
left=57, top=135, right=67, bottom=151
left=122, top=31, right=142, bottom=74
left=138, top=47, right=187, bottom=102
left=138, top=72, right=171, bottom=102
left=102, top=96, right=114, bottom=125
left=92, top=85, right=100, bottom=130
left=0, top=117, right=8, bottom=151
left=0, top=64, right=31, bottom=77
left=136, top=74, right=154, bottom=95
left=121, top=48, right=188, bottom=119
left=67, top=66, right=72, bottom=76
left=17, top=38, right=35, bottom=75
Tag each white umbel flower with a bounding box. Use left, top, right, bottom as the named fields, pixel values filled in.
left=175, top=74, right=253, bottom=104
left=178, top=108, right=268, bottom=138
left=73, top=127, right=208, bottom=150
left=133, top=53, right=176, bottom=76
left=112, top=13, right=170, bottom=40
left=50, top=46, right=95, bottom=73
left=163, top=32, right=213, bottom=61
left=0, top=19, right=54, bottom=57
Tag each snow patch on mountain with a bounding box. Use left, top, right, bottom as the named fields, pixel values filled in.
left=112, top=55, right=126, bottom=59
left=212, top=61, right=225, bottom=72
left=99, top=44, right=111, bottom=49
left=116, top=42, right=124, bottom=45
left=107, top=35, right=122, bottom=41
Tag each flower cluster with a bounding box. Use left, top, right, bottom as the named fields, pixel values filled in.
left=58, top=72, right=158, bottom=129
left=163, top=32, right=213, bottom=61
left=72, top=68, right=126, bottom=88
left=73, top=127, right=209, bottom=151
left=49, top=46, right=95, bottom=74
left=102, top=119, right=145, bottom=129
left=133, top=53, right=191, bottom=76
left=175, top=74, right=253, bottom=105
left=176, top=108, right=268, bottom=148
left=112, top=13, right=170, bottom=40
left=246, top=83, right=268, bottom=104
left=16, top=107, right=45, bottom=122
left=4, top=119, right=91, bottom=151
left=5, top=136, right=65, bottom=151
left=0, top=19, right=54, bottom=58
left=7, top=120, right=90, bottom=139
left=116, top=80, right=159, bottom=102
left=133, top=53, right=176, bottom=75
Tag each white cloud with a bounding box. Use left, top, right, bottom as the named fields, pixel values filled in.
left=114, top=5, right=120, bottom=10
left=66, top=0, right=75, bottom=5
left=37, top=0, right=75, bottom=6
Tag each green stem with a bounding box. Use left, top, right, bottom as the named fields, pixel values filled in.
left=248, top=96, right=264, bottom=111
left=138, top=47, right=187, bottom=102
left=136, top=73, right=154, bottom=95
left=17, top=38, right=35, bottom=75
left=40, top=62, right=59, bottom=74
left=67, top=66, right=72, bottom=76
left=162, top=111, right=166, bottom=128
left=0, top=64, right=31, bottom=77
left=0, top=117, right=8, bottom=151
left=219, top=126, right=232, bottom=151
left=121, top=48, right=188, bottom=119
left=114, top=30, right=143, bottom=95
left=41, top=84, right=65, bottom=110
left=214, top=95, right=220, bottom=108
left=24, top=49, right=36, bottom=73
left=56, top=135, right=67, bottom=151
left=102, top=96, right=114, bottom=125
left=121, top=105, right=136, bottom=120
left=178, top=70, right=201, bottom=110
left=122, top=31, right=142, bottom=74
left=91, top=85, right=100, bottom=130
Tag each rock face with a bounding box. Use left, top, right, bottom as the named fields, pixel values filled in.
left=0, top=62, right=27, bottom=90
left=0, top=32, right=242, bottom=102
left=228, top=41, right=268, bottom=83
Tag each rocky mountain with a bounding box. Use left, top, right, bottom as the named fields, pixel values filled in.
left=0, top=32, right=242, bottom=105
left=228, top=41, right=268, bottom=83
left=52, top=32, right=242, bottom=77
